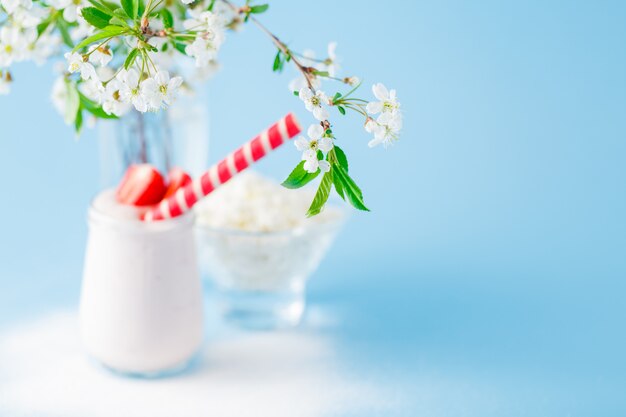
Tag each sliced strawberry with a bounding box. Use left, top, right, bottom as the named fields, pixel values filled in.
left=163, top=167, right=192, bottom=199
left=116, top=164, right=167, bottom=206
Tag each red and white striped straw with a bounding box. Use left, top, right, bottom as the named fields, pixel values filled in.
left=143, top=112, right=301, bottom=222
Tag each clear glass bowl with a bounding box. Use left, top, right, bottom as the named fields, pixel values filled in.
left=195, top=207, right=346, bottom=330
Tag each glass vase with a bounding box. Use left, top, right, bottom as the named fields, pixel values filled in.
left=97, top=93, right=210, bottom=188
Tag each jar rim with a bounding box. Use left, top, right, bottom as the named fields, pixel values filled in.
left=88, top=194, right=195, bottom=233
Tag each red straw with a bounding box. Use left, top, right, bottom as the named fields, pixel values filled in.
left=143, top=112, right=302, bottom=221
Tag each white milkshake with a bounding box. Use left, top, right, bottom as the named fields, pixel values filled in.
left=80, top=190, right=203, bottom=376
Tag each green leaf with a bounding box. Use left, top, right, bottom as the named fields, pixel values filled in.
left=250, top=4, right=269, bottom=13
left=313, top=70, right=329, bottom=77
left=160, top=8, right=174, bottom=28
left=333, top=146, right=349, bottom=172
left=121, top=0, right=136, bottom=19
left=137, top=0, right=145, bottom=17
left=108, top=16, right=127, bottom=26
left=112, top=7, right=128, bottom=18
left=80, top=94, right=118, bottom=119
left=64, top=80, right=80, bottom=125
left=337, top=105, right=346, bottom=115
left=72, top=26, right=127, bottom=51
left=174, top=42, right=187, bottom=54
left=87, top=0, right=115, bottom=14
left=272, top=50, right=282, bottom=72
left=282, top=161, right=320, bottom=189
left=124, top=47, right=139, bottom=69
left=36, top=16, right=53, bottom=37
left=307, top=171, right=333, bottom=217
left=293, top=90, right=299, bottom=96
left=332, top=92, right=342, bottom=102
left=332, top=171, right=345, bottom=201
left=81, top=7, right=112, bottom=28
left=57, top=19, right=74, bottom=48
left=334, top=165, right=369, bottom=211
left=207, top=0, right=216, bottom=11
left=75, top=109, right=84, bottom=134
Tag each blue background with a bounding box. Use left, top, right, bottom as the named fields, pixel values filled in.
left=1, top=0, right=626, bottom=415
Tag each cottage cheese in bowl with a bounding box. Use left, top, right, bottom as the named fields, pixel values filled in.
left=194, top=171, right=345, bottom=329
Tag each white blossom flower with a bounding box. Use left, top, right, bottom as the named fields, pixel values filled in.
left=64, top=51, right=97, bottom=80
left=48, top=0, right=84, bottom=22
left=185, top=37, right=221, bottom=68
left=102, top=78, right=131, bottom=117
left=365, top=111, right=403, bottom=148
left=297, top=49, right=317, bottom=67
left=366, top=83, right=400, bottom=115
left=0, top=0, right=32, bottom=15
left=80, top=78, right=105, bottom=104
left=183, top=9, right=225, bottom=68
left=294, top=124, right=333, bottom=173
left=141, top=70, right=183, bottom=109
left=51, top=76, right=68, bottom=116
left=298, top=87, right=330, bottom=121
left=88, top=44, right=112, bottom=67
left=180, top=0, right=194, bottom=4
left=288, top=74, right=320, bottom=93
left=11, top=5, right=46, bottom=27
left=63, top=1, right=84, bottom=22
left=0, top=27, right=28, bottom=67
left=24, top=29, right=56, bottom=65
left=0, top=71, right=11, bottom=95
left=183, top=9, right=224, bottom=37
left=116, top=68, right=148, bottom=112
left=95, top=65, right=114, bottom=81
left=325, top=41, right=339, bottom=77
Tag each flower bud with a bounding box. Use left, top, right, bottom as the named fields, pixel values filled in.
left=344, top=76, right=360, bottom=86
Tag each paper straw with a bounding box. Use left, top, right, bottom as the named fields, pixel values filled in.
left=143, top=112, right=301, bottom=221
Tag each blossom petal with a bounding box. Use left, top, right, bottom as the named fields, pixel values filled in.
left=80, top=63, right=98, bottom=80
left=303, top=158, right=319, bottom=173
left=299, top=87, right=313, bottom=100
left=169, top=76, right=183, bottom=89
left=132, top=96, right=148, bottom=112
left=318, top=137, right=334, bottom=153
left=313, top=106, right=329, bottom=121
left=327, top=41, right=337, bottom=59
left=294, top=137, right=309, bottom=152
left=372, top=83, right=389, bottom=101
left=318, top=160, right=331, bottom=173
left=302, top=149, right=317, bottom=162
left=366, top=101, right=383, bottom=114
left=155, top=70, right=170, bottom=85
left=307, top=124, right=324, bottom=140
left=368, top=137, right=383, bottom=148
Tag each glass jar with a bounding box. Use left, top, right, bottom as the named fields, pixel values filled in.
left=80, top=191, right=203, bottom=376
left=195, top=208, right=346, bottom=330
